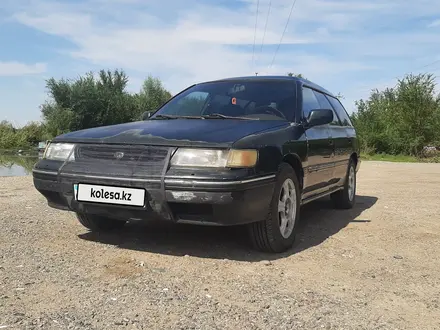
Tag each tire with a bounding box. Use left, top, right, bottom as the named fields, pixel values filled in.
left=248, top=163, right=301, bottom=253
left=331, top=158, right=356, bottom=209
left=75, top=213, right=126, bottom=232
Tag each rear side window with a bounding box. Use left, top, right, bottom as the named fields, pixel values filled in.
left=312, top=90, right=341, bottom=126
left=302, top=87, right=320, bottom=119
left=327, top=96, right=353, bottom=127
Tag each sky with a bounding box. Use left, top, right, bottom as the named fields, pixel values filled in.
left=1, top=0, right=440, bottom=127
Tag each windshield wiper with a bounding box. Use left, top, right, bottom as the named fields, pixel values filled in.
left=151, top=115, right=202, bottom=120
left=151, top=113, right=259, bottom=120
left=150, top=114, right=179, bottom=120
left=201, top=113, right=259, bottom=120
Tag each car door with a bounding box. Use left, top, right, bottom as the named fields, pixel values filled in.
left=311, top=90, right=344, bottom=185
left=301, top=86, right=334, bottom=196
left=326, top=95, right=355, bottom=183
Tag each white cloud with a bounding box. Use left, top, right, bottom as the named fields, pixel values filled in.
left=0, top=61, right=47, bottom=76
left=5, top=0, right=440, bottom=115
left=428, top=19, right=440, bottom=27
left=10, top=0, right=380, bottom=90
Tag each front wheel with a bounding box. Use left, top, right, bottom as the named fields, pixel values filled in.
left=248, top=163, right=300, bottom=253
left=76, top=213, right=126, bottom=232
left=331, top=158, right=356, bottom=209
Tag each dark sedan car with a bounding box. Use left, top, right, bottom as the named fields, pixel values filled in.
left=33, top=76, right=360, bottom=253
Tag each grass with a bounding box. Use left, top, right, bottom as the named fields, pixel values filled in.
left=362, top=153, right=439, bottom=163
left=362, top=154, right=419, bottom=162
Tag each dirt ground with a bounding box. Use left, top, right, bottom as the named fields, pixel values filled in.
left=0, top=161, right=439, bottom=330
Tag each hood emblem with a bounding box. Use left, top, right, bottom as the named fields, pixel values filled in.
left=114, top=151, right=124, bottom=159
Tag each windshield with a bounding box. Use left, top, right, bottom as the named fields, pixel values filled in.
left=152, top=80, right=297, bottom=121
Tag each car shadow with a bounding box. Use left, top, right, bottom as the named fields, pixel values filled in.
left=77, top=195, right=378, bottom=262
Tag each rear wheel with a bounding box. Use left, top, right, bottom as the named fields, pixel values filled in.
left=248, top=163, right=300, bottom=253
left=331, top=158, right=356, bottom=209
left=76, top=213, right=126, bottom=232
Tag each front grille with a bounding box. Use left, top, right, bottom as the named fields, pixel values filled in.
left=59, top=144, right=171, bottom=178
left=75, top=145, right=169, bottom=164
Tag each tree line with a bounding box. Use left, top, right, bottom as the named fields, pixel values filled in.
left=0, top=70, right=172, bottom=150
left=1, top=69, right=440, bottom=159
left=351, top=73, right=440, bottom=157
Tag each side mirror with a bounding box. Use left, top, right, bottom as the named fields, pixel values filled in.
left=306, top=109, right=333, bottom=128
left=142, top=111, right=152, bottom=120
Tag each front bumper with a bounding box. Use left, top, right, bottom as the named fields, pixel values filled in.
left=32, top=169, right=276, bottom=226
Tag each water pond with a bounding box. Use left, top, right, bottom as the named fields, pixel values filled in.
left=0, top=152, right=40, bottom=177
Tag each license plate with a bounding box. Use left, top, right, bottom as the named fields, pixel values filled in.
left=74, top=183, right=146, bottom=207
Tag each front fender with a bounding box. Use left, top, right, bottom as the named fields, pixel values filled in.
left=232, top=124, right=307, bottom=175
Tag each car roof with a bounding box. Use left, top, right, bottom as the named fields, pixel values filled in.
left=201, top=75, right=335, bottom=98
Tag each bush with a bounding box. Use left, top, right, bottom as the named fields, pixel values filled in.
left=0, top=70, right=173, bottom=149
left=351, top=73, right=440, bottom=157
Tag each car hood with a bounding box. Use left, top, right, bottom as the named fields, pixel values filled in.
left=54, top=119, right=290, bottom=147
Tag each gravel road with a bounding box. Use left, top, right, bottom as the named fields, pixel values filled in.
left=1, top=161, right=440, bottom=330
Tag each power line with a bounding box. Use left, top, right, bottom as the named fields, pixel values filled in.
left=269, top=0, right=298, bottom=69
left=390, top=57, right=440, bottom=81
left=417, top=58, right=440, bottom=70
left=251, top=0, right=260, bottom=71
left=257, top=0, right=272, bottom=64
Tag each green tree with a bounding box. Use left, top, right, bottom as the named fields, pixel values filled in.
left=1, top=70, right=173, bottom=148
left=16, top=122, right=48, bottom=147
left=0, top=121, right=17, bottom=149
left=0, top=121, right=48, bottom=149
left=135, top=75, right=172, bottom=118
left=41, top=69, right=140, bottom=134
left=287, top=72, right=305, bottom=79
left=351, top=73, right=440, bottom=156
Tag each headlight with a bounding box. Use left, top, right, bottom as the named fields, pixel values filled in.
left=170, top=148, right=258, bottom=168
left=43, top=143, right=75, bottom=161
